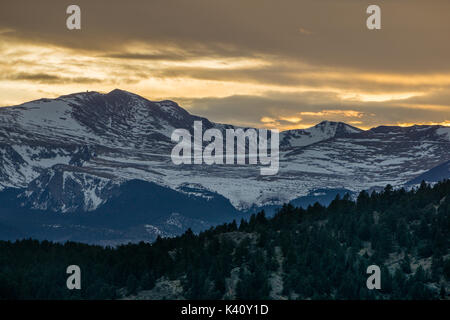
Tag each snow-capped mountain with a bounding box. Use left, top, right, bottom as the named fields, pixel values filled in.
left=19, top=164, right=118, bottom=213
left=0, top=89, right=449, bottom=243
left=280, top=121, right=363, bottom=149
left=407, top=159, right=450, bottom=185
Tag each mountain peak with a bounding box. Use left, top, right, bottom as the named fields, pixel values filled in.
left=56, top=90, right=100, bottom=100
left=106, top=88, right=135, bottom=97
left=57, top=89, right=136, bottom=101
left=317, top=120, right=341, bottom=126
left=0, top=89, right=450, bottom=237
left=311, top=120, right=362, bottom=135
left=280, top=120, right=363, bottom=149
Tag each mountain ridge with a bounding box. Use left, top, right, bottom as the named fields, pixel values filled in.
left=6, top=89, right=449, bottom=133
left=1, top=89, right=450, bottom=243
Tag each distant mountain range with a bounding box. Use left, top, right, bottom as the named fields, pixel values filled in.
left=0, top=89, right=449, bottom=244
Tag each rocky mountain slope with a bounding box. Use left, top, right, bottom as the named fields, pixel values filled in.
left=0, top=89, right=449, bottom=243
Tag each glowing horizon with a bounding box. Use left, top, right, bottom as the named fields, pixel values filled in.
left=1, top=0, right=449, bottom=131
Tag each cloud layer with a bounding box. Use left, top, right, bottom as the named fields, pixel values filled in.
left=0, top=0, right=449, bottom=129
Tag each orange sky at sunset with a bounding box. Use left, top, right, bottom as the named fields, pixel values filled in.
left=1, top=0, right=449, bottom=130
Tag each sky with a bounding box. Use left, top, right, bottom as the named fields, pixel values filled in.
left=0, top=0, right=450, bottom=130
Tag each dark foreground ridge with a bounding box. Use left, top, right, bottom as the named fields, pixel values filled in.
left=0, top=180, right=449, bottom=300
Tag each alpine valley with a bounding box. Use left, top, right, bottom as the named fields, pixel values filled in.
left=0, top=89, right=449, bottom=244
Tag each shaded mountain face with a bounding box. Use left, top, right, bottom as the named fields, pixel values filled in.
left=0, top=89, right=450, bottom=242
left=18, top=164, right=117, bottom=213
left=407, top=160, right=450, bottom=185
left=0, top=89, right=213, bottom=164
left=0, top=180, right=239, bottom=244
left=280, top=121, right=363, bottom=149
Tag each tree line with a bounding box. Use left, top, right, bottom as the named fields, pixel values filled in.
left=0, top=180, right=449, bottom=300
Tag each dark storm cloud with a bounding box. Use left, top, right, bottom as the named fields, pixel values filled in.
left=101, top=53, right=189, bottom=61
left=401, top=90, right=450, bottom=107
left=178, top=91, right=450, bottom=129
left=2, top=72, right=102, bottom=84
left=144, top=64, right=450, bottom=94
left=1, top=0, right=449, bottom=129
left=1, top=0, right=450, bottom=73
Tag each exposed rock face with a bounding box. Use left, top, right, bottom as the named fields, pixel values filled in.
left=0, top=89, right=450, bottom=243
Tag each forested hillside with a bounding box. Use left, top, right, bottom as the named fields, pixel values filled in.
left=1, top=180, right=449, bottom=300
